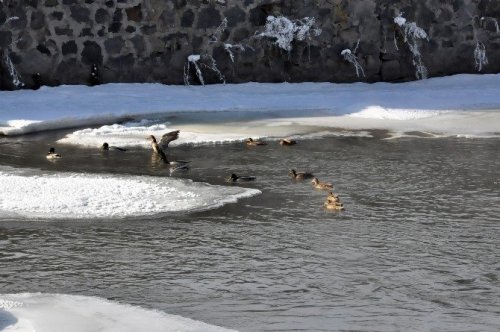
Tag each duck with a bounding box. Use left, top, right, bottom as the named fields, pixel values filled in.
left=288, top=169, right=314, bottom=180
left=100, top=142, right=127, bottom=151
left=227, top=173, right=256, bottom=182
left=311, top=177, right=334, bottom=190
left=326, top=192, right=340, bottom=203
left=280, top=138, right=297, bottom=146
left=46, top=147, right=62, bottom=159
left=324, top=201, right=345, bottom=211
left=245, top=138, right=266, bottom=146
left=324, top=192, right=344, bottom=210
left=148, top=130, right=180, bottom=153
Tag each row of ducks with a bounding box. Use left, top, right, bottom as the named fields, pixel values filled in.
left=228, top=156, right=344, bottom=211
left=46, top=130, right=344, bottom=210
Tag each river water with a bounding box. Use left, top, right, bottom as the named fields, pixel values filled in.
left=1, top=132, right=499, bottom=331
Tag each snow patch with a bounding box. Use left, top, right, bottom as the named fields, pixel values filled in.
left=0, top=166, right=260, bottom=220
left=0, top=293, right=235, bottom=332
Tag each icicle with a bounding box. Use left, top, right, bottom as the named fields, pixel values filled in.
left=209, top=18, right=228, bottom=43
left=224, top=43, right=245, bottom=63
left=341, top=40, right=365, bottom=78
left=184, top=54, right=225, bottom=86
left=474, top=41, right=488, bottom=72
left=2, top=51, right=24, bottom=88
left=394, top=13, right=429, bottom=80
left=187, top=55, right=204, bottom=85
left=201, top=56, right=225, bottom=84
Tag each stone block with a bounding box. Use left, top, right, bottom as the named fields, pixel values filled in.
left=45, top=0, right=58, bottom=7
left=81, top=41, right=103, bottom=65
left=55, top=26, right=73, bottom=36
left=31, top=11, right=45, bottom=30
left=50, top=11, right=64, bottom=20
left=126, top=4, right=142, bottom=22
left=381, top=59, right=403, bottom=81
left=224, top=6, right=246, bottom=27
left=181, top=9, right=194, bottom=27
left=160, top=9, right=176, bottom=27
left=105, top=36, right=125, bottom=55
left=95, top=9, right=110, bottom=24
left=130, top=35, right=145, bottom=54
left=0, top=31, right=12, bottom=48
left=197, top=7, right=222, bottom=29
left=62, top=40, right=78, bottom=55
left=70, top=6, right=90, bottom=23
left=141, top=25, right=157, bottom=35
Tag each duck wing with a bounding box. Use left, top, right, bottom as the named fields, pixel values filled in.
left=168, top=160, right=190, bottom=166
left=111, top=146, right=127, bottom=151
left=238, top=176, right=256, bottom=181
left=159, top=130, right=180, bottom=148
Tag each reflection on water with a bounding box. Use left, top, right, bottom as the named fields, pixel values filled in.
left=1, top=134, right=500, bottom=331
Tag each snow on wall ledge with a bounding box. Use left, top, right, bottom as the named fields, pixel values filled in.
left=0, top=293, right=236, bottom=332
left=0, top=166, right=260, bottom=220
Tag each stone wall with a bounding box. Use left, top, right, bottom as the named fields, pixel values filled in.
left=1, top=0, right=499, bottom=89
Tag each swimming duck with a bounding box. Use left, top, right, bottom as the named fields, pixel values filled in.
left=245, top=138, right=266, bottom=146
left=324, top=201, right=345, bottom=211
left=324, top=192, right=344, bottom=210
left=227, top=173, right=256, bottom=182
left=280, top=138, right=297, bottom=146
left=46, top=147, right=62, bottom=159
left=311, top=177, right=334, bottom=190
left=288, top=169, right=314, bottom=180
left=326, top=192, right=340, bottom=203
left=100, top=142, right=127, bottom=151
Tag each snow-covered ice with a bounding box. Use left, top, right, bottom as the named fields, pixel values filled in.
left=0, top=74, right=498, bottom=137
left=0, top=293, right=235, bottom=332
left=0, top=166, right=260, bottom=220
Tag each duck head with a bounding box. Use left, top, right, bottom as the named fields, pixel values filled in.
left=288, top=169, right=297, bottom=177
left=245, top=138, right=253, bottom=143
left=48, top=147, right=55, bottom=154
left=311, top=177, right=319, bottom=185
left=101, top=142, right=109, bottom=150
left=148, top=135, right=157, bottom=143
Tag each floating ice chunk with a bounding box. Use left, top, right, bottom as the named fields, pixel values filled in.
left=0, top=293, right=236, bottom=332
left=0, top=167, right=260, bottom=220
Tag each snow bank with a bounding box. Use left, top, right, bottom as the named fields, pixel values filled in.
left=0, top=293, right=235, bottom=332
left=57, top=119, right=254, bottom=147
left=0, top=74, right=499, bottom=136
left=0, top=166, right=260, bottom=220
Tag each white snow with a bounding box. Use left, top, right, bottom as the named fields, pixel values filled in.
left=0, top=166, right=260, bottom=220
left=0, top=74, right=500, bottom=138
left=0, top=293, right=235, bottom=332
left=187, top=55, right=201, bottom=62
left=394, top=14, right=406, bottom=27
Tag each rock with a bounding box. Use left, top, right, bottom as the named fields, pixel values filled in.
left=81, top=41, right=103, bottom=65
left=70, top=6, right=91, bottom=23
left=197, top=7, right=222, bottom=28
left=104, top=36, right=125, bottom=55
left=62, top=40, right=78, bottom=55
left=126, top=5, right=142, bottom=22
left=31, top=11, right=45, bottom=30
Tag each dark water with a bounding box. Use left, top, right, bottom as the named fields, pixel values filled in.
left=1, top=133, right=500, bottom=331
